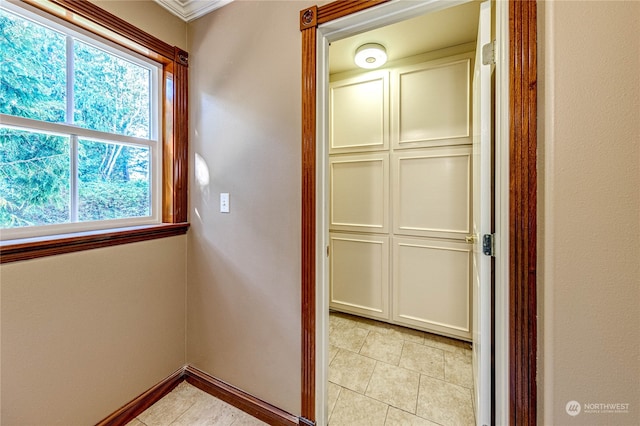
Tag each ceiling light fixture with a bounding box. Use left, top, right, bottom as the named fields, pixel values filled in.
left=354, top=43, right=387, bottom=69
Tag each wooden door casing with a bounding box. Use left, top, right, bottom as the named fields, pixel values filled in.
left=299, top=1, right=537, bottom=424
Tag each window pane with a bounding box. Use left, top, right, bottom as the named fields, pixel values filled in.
left=0, top=9, right=66, bottom=122
left=74, top=41, right=151, bottom=138
left=78, top=139, right=150, bottom=221
left=0, top=127, right=70, bottom=228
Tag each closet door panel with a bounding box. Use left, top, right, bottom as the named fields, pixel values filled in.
left=393, top=146, right=471, bottom=239
left=329, top=233, right=390, bottom=320
left=392, top=56, right=472, bottom=149
left=330, top=153, right=389, bottom=233
left=330, top=72, right=389, bottom=154
left=393, top=237, right=471, bottom=340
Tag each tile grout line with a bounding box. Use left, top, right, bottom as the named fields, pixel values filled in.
left=330, top=313, right=475, bottom=425
left=168, top=397, right=199, bottom=426
left=361, top=358, right=376, bottom=397
left=328, top=385, right=341, bottom=424
left=381, top=404, right=390, bottom=425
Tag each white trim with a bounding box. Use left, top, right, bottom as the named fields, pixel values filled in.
left=315, top=1, right=510, bottom=425
left=0, top=115, right=158, bottom=148
left=315, top=32, right=331, bottom=426
left=0, top=2, right=162, bottom=240
left=153, top=0, right=233, bottom=22
left=494, top=1, right=511, bottom=424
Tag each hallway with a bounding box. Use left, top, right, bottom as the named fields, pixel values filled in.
left=328, top=312, right=475, bottom=425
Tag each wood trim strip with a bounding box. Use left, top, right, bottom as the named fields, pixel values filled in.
left=95, top=367, right=184, bottom=426
left=172, top=49, right=190, bottom=223
left=509, top=0, right=537, bottom=425
left=183, top=366, right=299, bottom=426
left=46, top=0, right=175, bottom=60
left=162, top=62, right=177, bottom=223
left=0, top=223, right=189, bottom=264
left=300, top=1, right=538, bottom=425
left=300, top=24, right=317, bottom=423
left=317, top=0, right=390, bottom=25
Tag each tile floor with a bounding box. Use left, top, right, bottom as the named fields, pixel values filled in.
left=126, top=312, right=474, bottom=426
left=125, top=382, right=267, bottom=426
left=328, top=311, right=475, bottom=426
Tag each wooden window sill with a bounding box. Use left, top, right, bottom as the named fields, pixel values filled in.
left=0, top=223, right=190, bottom=264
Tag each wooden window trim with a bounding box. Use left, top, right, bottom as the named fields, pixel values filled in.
left=0, top=0, right=189, bottom=264
left=299, top=0, right=537, bottom=424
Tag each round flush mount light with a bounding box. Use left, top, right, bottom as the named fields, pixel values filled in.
left=354, top=43, right=387, bottom=69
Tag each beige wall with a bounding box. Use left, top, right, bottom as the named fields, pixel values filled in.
left=91, top=0, right=187, bottom=50
left=539, top=1, right=640, bottom=424
left=1, top=2, right=188, bottom=424
left=186, top=0, right=320, bottom=415
left=3, top=0, right=639, bottom=423
left=1, top=236, right=187, bottom=424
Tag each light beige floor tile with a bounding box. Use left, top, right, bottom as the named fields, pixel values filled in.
left=386, top=324, right=425, bottom=345
left=444, top=351, right=473, bottom=388
left=423, top=332, right=472, bottom=356
left=329, top=324, right=369, bottom=353
left=365, top=362, right=419, bottom=413
left=329, top=344, right=339, bottom=364
left=125, top=419, right=145, bottom=426
left=330, top=312, right=354, bottom=330
left=345, top=314, right=390, bottom=334
left=329, top=349, right=376, bottom=393
left=230, top=411, right=269, bottom=425
left=327, top=382, right=341, bottom=419
left=385, top=407, right=440, bottom=426
left=137, top=382, right=201, bottom=426
left=416, top=375, right=475, bottom=426
left=329, top=388, right=388, bottom=426
left=360, top=331, right=404, bottom=365
left=399, top=341, right=445, bottom=379
left=170, top=393, right=242, bottom=426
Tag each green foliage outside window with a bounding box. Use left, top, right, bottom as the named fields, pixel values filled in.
left=0, top=7, right=154, bottom=231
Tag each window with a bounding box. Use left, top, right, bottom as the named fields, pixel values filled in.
left=0, top=0, right=189, bottom=263
left=1, top=2, right=161, bottom=239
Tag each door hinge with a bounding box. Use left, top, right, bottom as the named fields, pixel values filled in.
left=482, top=233, right=495, bottom=257
left=482, top=40, right=496, bottom=65
left=326, top=245, right=330, bottom=257
left=299, top=417, right=315, bottom=426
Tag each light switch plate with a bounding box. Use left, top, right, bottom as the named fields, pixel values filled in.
left=220, top=193, right=229, bottom=213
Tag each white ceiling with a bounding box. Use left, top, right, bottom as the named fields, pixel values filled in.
left=329, top=1, right=481, bottom=75
left=154, top=0, right=233, bottom=22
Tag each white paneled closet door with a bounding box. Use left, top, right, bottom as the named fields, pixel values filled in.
left=329, top=233, right=390, bottom=320
left=392, top=237, right=471, bottom=338
left=391, top=146, right=472, bottom=340
left=330, top=71, right=389, bottom=154
left=329, top=53, right=474, bottom=340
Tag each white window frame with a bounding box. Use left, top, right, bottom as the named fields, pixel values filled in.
left=0, top=1, right=162, bottom=241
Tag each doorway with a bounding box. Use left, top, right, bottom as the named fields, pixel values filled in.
left=324, top=4, right=481, bottom=424
left=299, top=1, right=537, bottom=425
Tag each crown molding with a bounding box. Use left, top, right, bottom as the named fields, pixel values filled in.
left=154, top=0, right=233, bottom=22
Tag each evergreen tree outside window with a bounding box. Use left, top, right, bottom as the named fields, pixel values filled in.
left=0, top=2, right=161, bottom=239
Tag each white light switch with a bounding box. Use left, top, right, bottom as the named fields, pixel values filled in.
left=220, top=193, right=230, bottom=213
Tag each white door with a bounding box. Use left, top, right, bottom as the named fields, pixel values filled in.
left=472, top=1, right=492, bottom=425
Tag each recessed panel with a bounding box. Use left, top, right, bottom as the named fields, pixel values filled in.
left=330, top=153, right=389, bottom=233
left=394, top=58, right=470, bottom=148
left=393, top=237, right=471, bottom=339
left=394, top=147, right=471, bottom=238
left=330, top=72, right=388, bottom=153
left=329, top=233, right=389, bottom=320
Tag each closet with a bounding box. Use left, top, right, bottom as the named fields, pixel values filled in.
left=329, top=52, right=474, bottom=341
